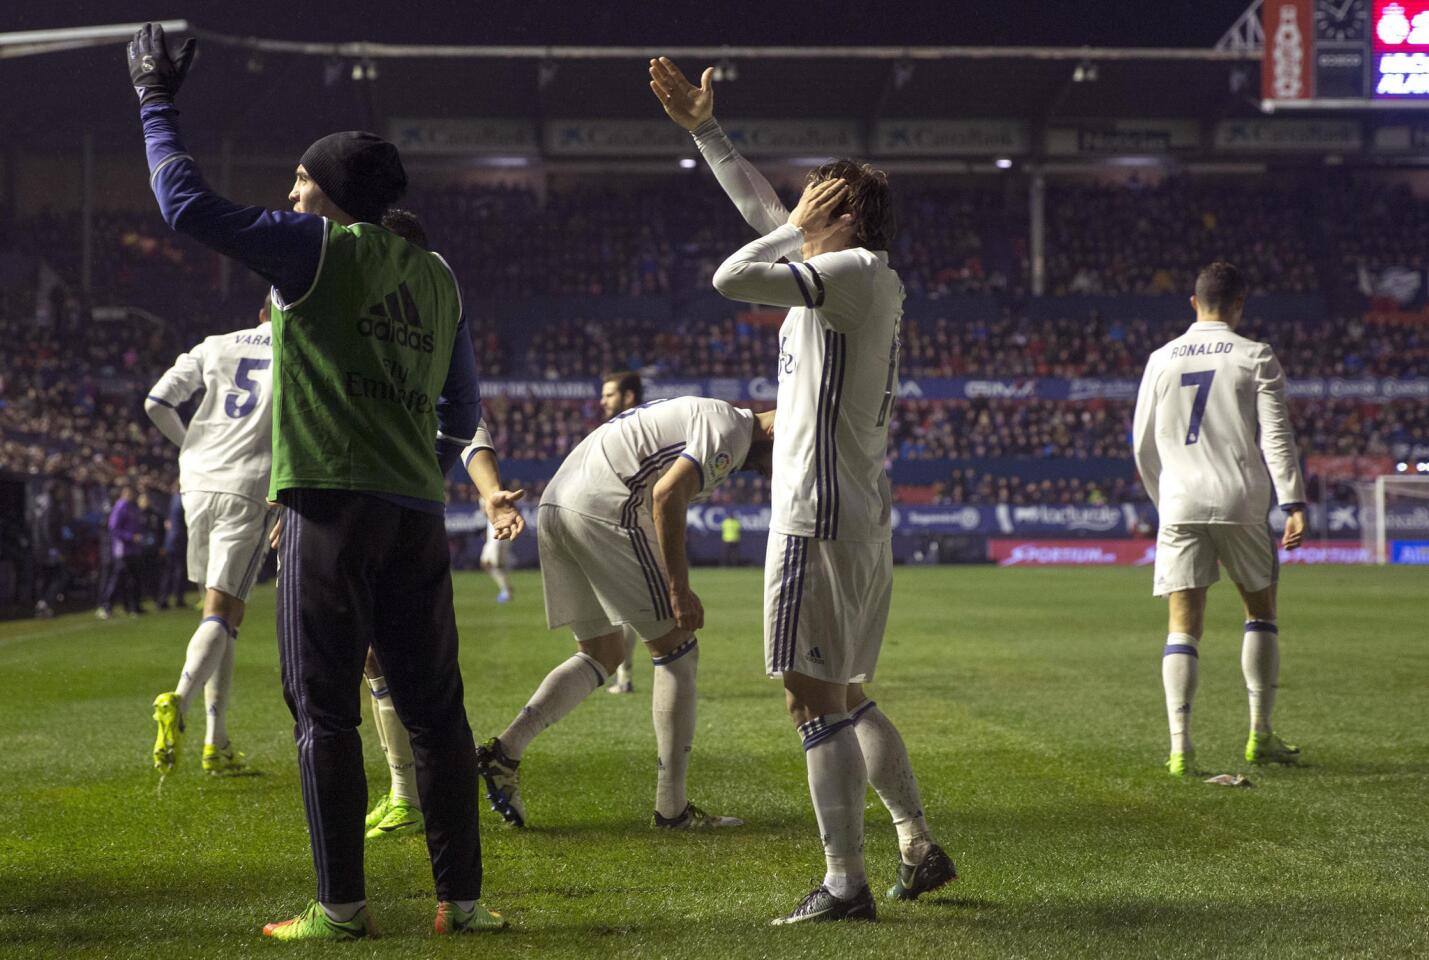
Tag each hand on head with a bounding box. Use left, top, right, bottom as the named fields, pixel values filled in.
left=789, top=179, right=854, bottom=241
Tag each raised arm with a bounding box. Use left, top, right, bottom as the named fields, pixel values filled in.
left=648, top=57, right=789, bottom=236
left=1132, top=356, right=1163, bottom=508
left=128, top=24, right=322, bottom=303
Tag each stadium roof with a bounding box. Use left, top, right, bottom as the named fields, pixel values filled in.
left=4, top=33, right=1264, bottom=150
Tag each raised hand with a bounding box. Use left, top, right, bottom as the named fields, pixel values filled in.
left=127, top=22, right=198, bottom=106
left=486, top=488, right=527, bottom=541
left=788, top=179, right=852, bottom=240
left=648, top=57, right=714, bottom=131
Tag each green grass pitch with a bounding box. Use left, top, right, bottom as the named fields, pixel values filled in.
left=1, top=565, right=1426, bottom=959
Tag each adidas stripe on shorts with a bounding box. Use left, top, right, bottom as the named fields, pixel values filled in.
left=538, top=504, right=676, bottom=643
left=763, top=533, right=891, bottom=684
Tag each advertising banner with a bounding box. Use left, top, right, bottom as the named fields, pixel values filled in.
left=1214, top=118, right=1362, bottom=151
left=1390, top=540, right=1429, bottom=563
left=990, top=539, right=1372, bottom=567
left=989, top=539, right=1157, bottom=567
left=1262, top=0, right=1315, bottom=101
left=872, top=120, right=1029, bottom=157
left=388, top=118, right=536, bottom=155
left=476, top=377, right=1429, bottom=404
left=1045, top=120, right=1201, bottom=156
left=1372, top=0, right=1429, bottom=97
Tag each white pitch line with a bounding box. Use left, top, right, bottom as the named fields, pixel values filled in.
left=0, top=619, right=108, bottom=651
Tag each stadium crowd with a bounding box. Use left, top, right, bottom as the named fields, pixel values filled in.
left=6, top=172, right=1429, bottom=610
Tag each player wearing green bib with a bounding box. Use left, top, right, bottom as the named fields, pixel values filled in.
left=128, top=23, right=506, bottom=939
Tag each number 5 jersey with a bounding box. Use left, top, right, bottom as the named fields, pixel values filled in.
left=1132, top=320, right=1306, bottom=526
left=148, top=323, right=274, bottom=504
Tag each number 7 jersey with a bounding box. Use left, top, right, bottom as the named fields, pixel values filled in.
left=1132, top=320, right=1305, bottom=526
left=148, top=324, right=274, bottom=503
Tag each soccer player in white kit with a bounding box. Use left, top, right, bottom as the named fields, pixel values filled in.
left=1132, top=261, right=1308, bottom=777
left=651, top=58, right=956, bottom=923
left=599, top=371, right=646, bottom=694
left=474, top=396, right=774, bottom=831
left=145, top=299, right=278, bottom=775
left=480, top=516, right=515, bottom=603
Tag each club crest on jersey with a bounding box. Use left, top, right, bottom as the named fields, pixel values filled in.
left=710, top=451, right=733, bottom=479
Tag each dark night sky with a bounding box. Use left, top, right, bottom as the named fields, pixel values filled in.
left=6, top=0, right=1258, bottom=50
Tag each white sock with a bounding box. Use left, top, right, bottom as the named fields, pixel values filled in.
left=1163, top=633, right=1200, bottom=754
left=852, top=700, right=932, bottom=866
left=800, top=713, right=867, bottom=900
left=367, top=674, right=391, bottom=759
left=174, top=616, right=233, bottom=715
left=500, top=652, right=607, bottom=759
left=651, top=638, right=698, bottom=819
left=319, top=900, right=365, bottom=923
left=616, top=629, right=637, bottom=685
left=204, top=631, right=236, bottom=747
left=367, top=674, right=419, bottom=805
left=490, top=567, right=511, bottom=594
left=1242, top=620, right=1280, bottom=735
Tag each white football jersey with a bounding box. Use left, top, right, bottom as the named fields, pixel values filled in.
left=1133, top=320, right=1306, bottom=525
left=148, top=324, right=274, bottom=503
left=696, top=119, right=904, bottom=542
left=541, top=396, right=754, bottom=528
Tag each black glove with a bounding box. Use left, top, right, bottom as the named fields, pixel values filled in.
left=127, top=22, right=197, bottom=106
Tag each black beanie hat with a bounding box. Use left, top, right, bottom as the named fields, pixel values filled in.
left=299, top=131, right=407, bottom=224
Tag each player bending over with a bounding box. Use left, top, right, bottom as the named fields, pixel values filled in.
left=600, top=371, right=645, bottom=693
left=146, top=298, right=278, bottom=776
left=652, top=57, right=956, bottom=924
left=1133, top=261, right=1307, bottom=777
left=474, top=396, right=773, bottom=830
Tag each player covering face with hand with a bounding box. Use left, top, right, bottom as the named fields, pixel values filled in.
left=652, top=58, right=957, bottom=924
left=1133, top=261, right=1307, bottom=777
left=474, top=397, right=773, bottom=832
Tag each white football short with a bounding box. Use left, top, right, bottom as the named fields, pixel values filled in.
left=763, top=533, right=892, bottom=684
left=1153, top=522, right=1279, bottom=597
left=182, top=491, right=277, bottom=601
left=480, top=535, right=512, bottom=569
left=538, top=504, right=676, bottom=643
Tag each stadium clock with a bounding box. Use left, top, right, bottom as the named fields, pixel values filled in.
left=1317, top=0, right=1368, bottom=40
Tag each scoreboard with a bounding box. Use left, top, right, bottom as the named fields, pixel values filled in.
left=1262, top=0, right=1429, bottom=105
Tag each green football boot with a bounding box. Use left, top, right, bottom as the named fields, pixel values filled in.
left=1246, top=732, right=1301, bottom=765
left=1166, top=750, right=1196, bottom=777
left=201, top=743, right=247, bottom=776
left=365, top=798, right=423, bottom=839
left=262, top=901, right=377, bottom=941
left=365, top=792, right=393, bottom=830
left=434, top=900, right=508, bottom=934
left=151, top=692, right=184, bottom=775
